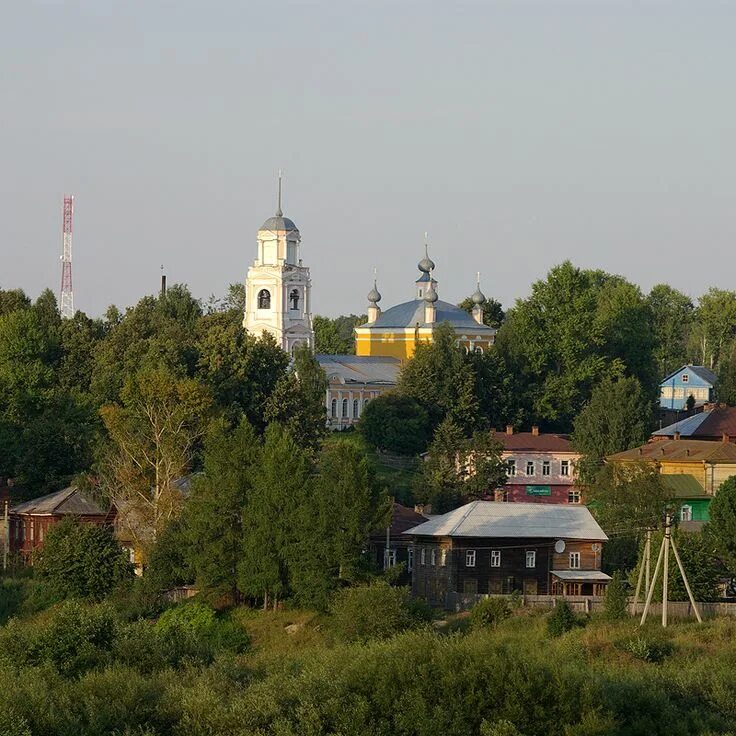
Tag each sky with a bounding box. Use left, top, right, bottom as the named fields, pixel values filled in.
left=2, top=1, right=735, bottom=318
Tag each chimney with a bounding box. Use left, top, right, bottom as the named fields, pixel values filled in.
left=506, top=425, right=514, bottom=435
left=723, top=433, right=730, bottom=443
left=674, top=431, right=681, bottom=440
left=531, top=425, right=539, bottom=437
left=160, top=273, right=167, bottom=297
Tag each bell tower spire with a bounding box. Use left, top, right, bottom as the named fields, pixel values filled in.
left=276, top=169, right=283, bottom=217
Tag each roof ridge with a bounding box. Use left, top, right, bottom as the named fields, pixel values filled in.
left=447, top=500, right=479, bottom=536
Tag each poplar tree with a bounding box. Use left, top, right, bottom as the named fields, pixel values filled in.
left=186, top=419, right=261, bottom=605
left=238, top=424, right=313, bottom=609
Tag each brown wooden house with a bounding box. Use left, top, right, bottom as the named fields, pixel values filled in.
left=9, top=486, right=115, bottom=563
left=404, top=500, right=610, bottom=608
left=368, top=502, right=427, bottom=584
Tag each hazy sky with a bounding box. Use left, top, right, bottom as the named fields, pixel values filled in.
left=2, top=1, right=735, bottom=318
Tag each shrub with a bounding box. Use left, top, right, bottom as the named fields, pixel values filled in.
left=155, top=601, right=249, bottom=656
left=35, top=518, right=133, bottom=601
left=603, top=571, right=629, bottom=621
left=470, top=597, right=511, bottom=630
left=624, top=635, right=674, bottom=663
left=547, top=600, right=577, bottom=637
left=330, top=581, right=417, bottom=642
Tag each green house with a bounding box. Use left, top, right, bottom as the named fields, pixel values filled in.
left=661, top=474, right=711, bottom=528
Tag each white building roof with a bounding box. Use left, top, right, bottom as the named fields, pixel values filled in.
left=551, top=570, right=612, bottom=582
left=403, top=501, right=608, bottom=541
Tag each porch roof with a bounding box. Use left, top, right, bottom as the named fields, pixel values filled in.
left=551, top=570, right=612, bottom=582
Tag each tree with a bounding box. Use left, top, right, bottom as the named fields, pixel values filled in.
left=399, top=322, right=481, bottom=433
left=689, top=288, right=736, bottom=371
left=238, top=424, right=313, bottom=608
left=706, top=475, right=736, bottom=573
left=314, top=315, right=358, bottom=354
left=458, top=296, right=505, bottom=329
left=588, top=461, right=669, bottom=533
left=195, top=310, right=288, bottom=429
left=99, top=367, right=212, bottom=554
left=185, top=419, right=261, bottom=605
left=572, top=375, right=653, bottom=483
left=36, top=518, right=132, bottom=600
left=497, top=262, right=656, bottom=432
left=603, top=571, right=629, bottom=621
left=264, top=345, right=328, bottom=455
left=647, top=284, right=694, bottom=378
left=358, top=393, right=431, bottom=455
left=0, top=288, right=31, bottom=316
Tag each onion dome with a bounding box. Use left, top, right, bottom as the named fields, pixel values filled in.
left=471, top=273, right=486, bottom=305
left=424, top=282, right=438, bottom=304
left=367, top=281, right=382, bottom=304
left=418, top=240, right=435, bottom=274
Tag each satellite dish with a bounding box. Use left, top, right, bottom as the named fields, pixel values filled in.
left=592, top=543, right=601, bottom=552
left=554, top=540, right=566, bottom=554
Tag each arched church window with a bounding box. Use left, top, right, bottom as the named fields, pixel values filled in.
left=257, top=289, right=271, bottom=310
left=331, top=399, right=337, bottom=418
left=289, top=289, right=300, bottom=310
left=342, top=399, right=349, bottom=418
left=474, top=345, right=483, bottom=355
left=353, top=399, right=359, bottom=418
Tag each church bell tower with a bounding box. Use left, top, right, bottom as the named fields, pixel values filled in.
left=243, top=175, right=314, bottom=353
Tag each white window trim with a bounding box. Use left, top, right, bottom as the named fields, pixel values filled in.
left=569, top=552, right=581, bottom=570
left=407, top=548, right=414, bottom=572
left=561, top=460, right=570, bottom=477
left=542, top=461, right=550, bottom=476
left=507, top=459, right=516, bottom=477
left=490, top=550, right=501, bottom=568
left=525, top=461, right=535, bottom=476
left=430, top=548, right=436, bottom=566
left=466, top=549, right=476, bottom=568
left=420, top=547, right=426, bottom=566
left=526, top=550, right=536, bottom=568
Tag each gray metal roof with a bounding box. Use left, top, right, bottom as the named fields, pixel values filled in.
left=652, top=411, right=711, bottom=437
left=316, top=354, right=401, bottom=385
left=661, top=364, right=717, bottom=386
left=364, top=299, right=497, bottom=332
left=551, top=570, right=611, bottom=581
left=260, top=215, right=299, bottom=232
left=403, top=501, right=608, bottom=541
left=12, top=486, right=108, bottom=516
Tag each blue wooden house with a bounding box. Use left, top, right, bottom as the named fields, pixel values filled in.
left=659, top=365, right=717, bottom=410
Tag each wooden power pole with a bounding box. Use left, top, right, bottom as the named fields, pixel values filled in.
left=639, top=514, right=702, bottom=627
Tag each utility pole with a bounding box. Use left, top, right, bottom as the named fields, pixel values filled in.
left=640, top=514, right=702, bottom=627
left=2, top=498, right=8, bottom=572
left=633, top=529, right=652, bottom=610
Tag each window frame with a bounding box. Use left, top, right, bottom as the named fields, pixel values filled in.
left=567, top=489, right=581, bottom=504
left=680, top=504, right=693, bottom=522
left=526, top=550, right=536, bottom=568
left=541, top=460, right=550, bottom=476
left=525, top=460, right=535, bottom=476
left=490, top=549, right=501, bottom=568
left=420, top=547, right=426, bottom=566
left=257, top=289, right=271, bottom=310
left=569, top=551, right=581, bottom=570
left=465, top=549, right=476, bottom=568
left=561, top=460, right=570, bottom=477
left=507, top=459, right=516, bottom=477
left=407, top=547, right=414, bottom=572
left=430, top=548, right=436, bottom=566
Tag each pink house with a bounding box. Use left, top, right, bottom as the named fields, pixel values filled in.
left=493, top=426, right=583, bottom=505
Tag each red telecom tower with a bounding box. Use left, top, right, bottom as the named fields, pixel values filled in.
left=59, top=195, right=74, bottom=319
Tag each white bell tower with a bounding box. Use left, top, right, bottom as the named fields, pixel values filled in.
left=243, top=175, right=314, bottom=353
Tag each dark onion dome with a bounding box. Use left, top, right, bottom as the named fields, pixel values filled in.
left=260, top=215, right=299, bottom=231
left=471, top=287, right=486, bottom=305
left=367, top=283, right=382, bottom=304
left=418, top=244, right=435, bottom=273
left=424, top=283, right=438, bottom=303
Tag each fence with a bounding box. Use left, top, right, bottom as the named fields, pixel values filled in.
left=629, top=601, right=736, bottom=620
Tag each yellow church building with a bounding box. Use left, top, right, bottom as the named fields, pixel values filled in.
left=354, top=247, right=497, bottom=360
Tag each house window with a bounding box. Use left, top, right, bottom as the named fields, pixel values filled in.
left=507, top=459, right=516, bottom=477
left=420, top=547, right=426, bottom=565
left=384, top=549, right=397, bottom=569
left=466, top=549, right=476, bottom=567
left=39, top=525, right=44, bottom=542
left=430, top=549, right=436, bottom=566
left=440, top=548, right=447, bottom=566
left=289, top=289, right=300, bottom=310
left=30, top=523, right=34, bottom=542
left=526, top=550, right=536, bottom=568
left=680, top=504, right=693, bottom=522
left=542, top=460, right=550, bottom=476
left=682, top=374, right=689, bottom=383
left=257, top=289, right=271, bottom=309
left=363, top=398, right=370, bottom=410
left=568, top=489, right=581, bottom=504
left=490, top=550, right=501, bottom=567
left=353, top=399, right=359, bottom=418
left=330, top=399, right=337, bottom=418
left=407, top=548, right=414, bottom=572
left=569, top=552, right=581, bottom=569
left=342, top=399, right=349, bottom=418
left=525, top=460, right=535, bottom=476
left=561, top=460, right=570, bottom=477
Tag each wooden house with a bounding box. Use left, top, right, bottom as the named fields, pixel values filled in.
left=368, top=502, right=427, bottom=584
left=9, top=486, right=115, bottom=563
left=404, top=501, right=609, bottom=609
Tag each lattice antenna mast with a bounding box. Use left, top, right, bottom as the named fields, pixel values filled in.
left=59, top=195, right=74, bottom=319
